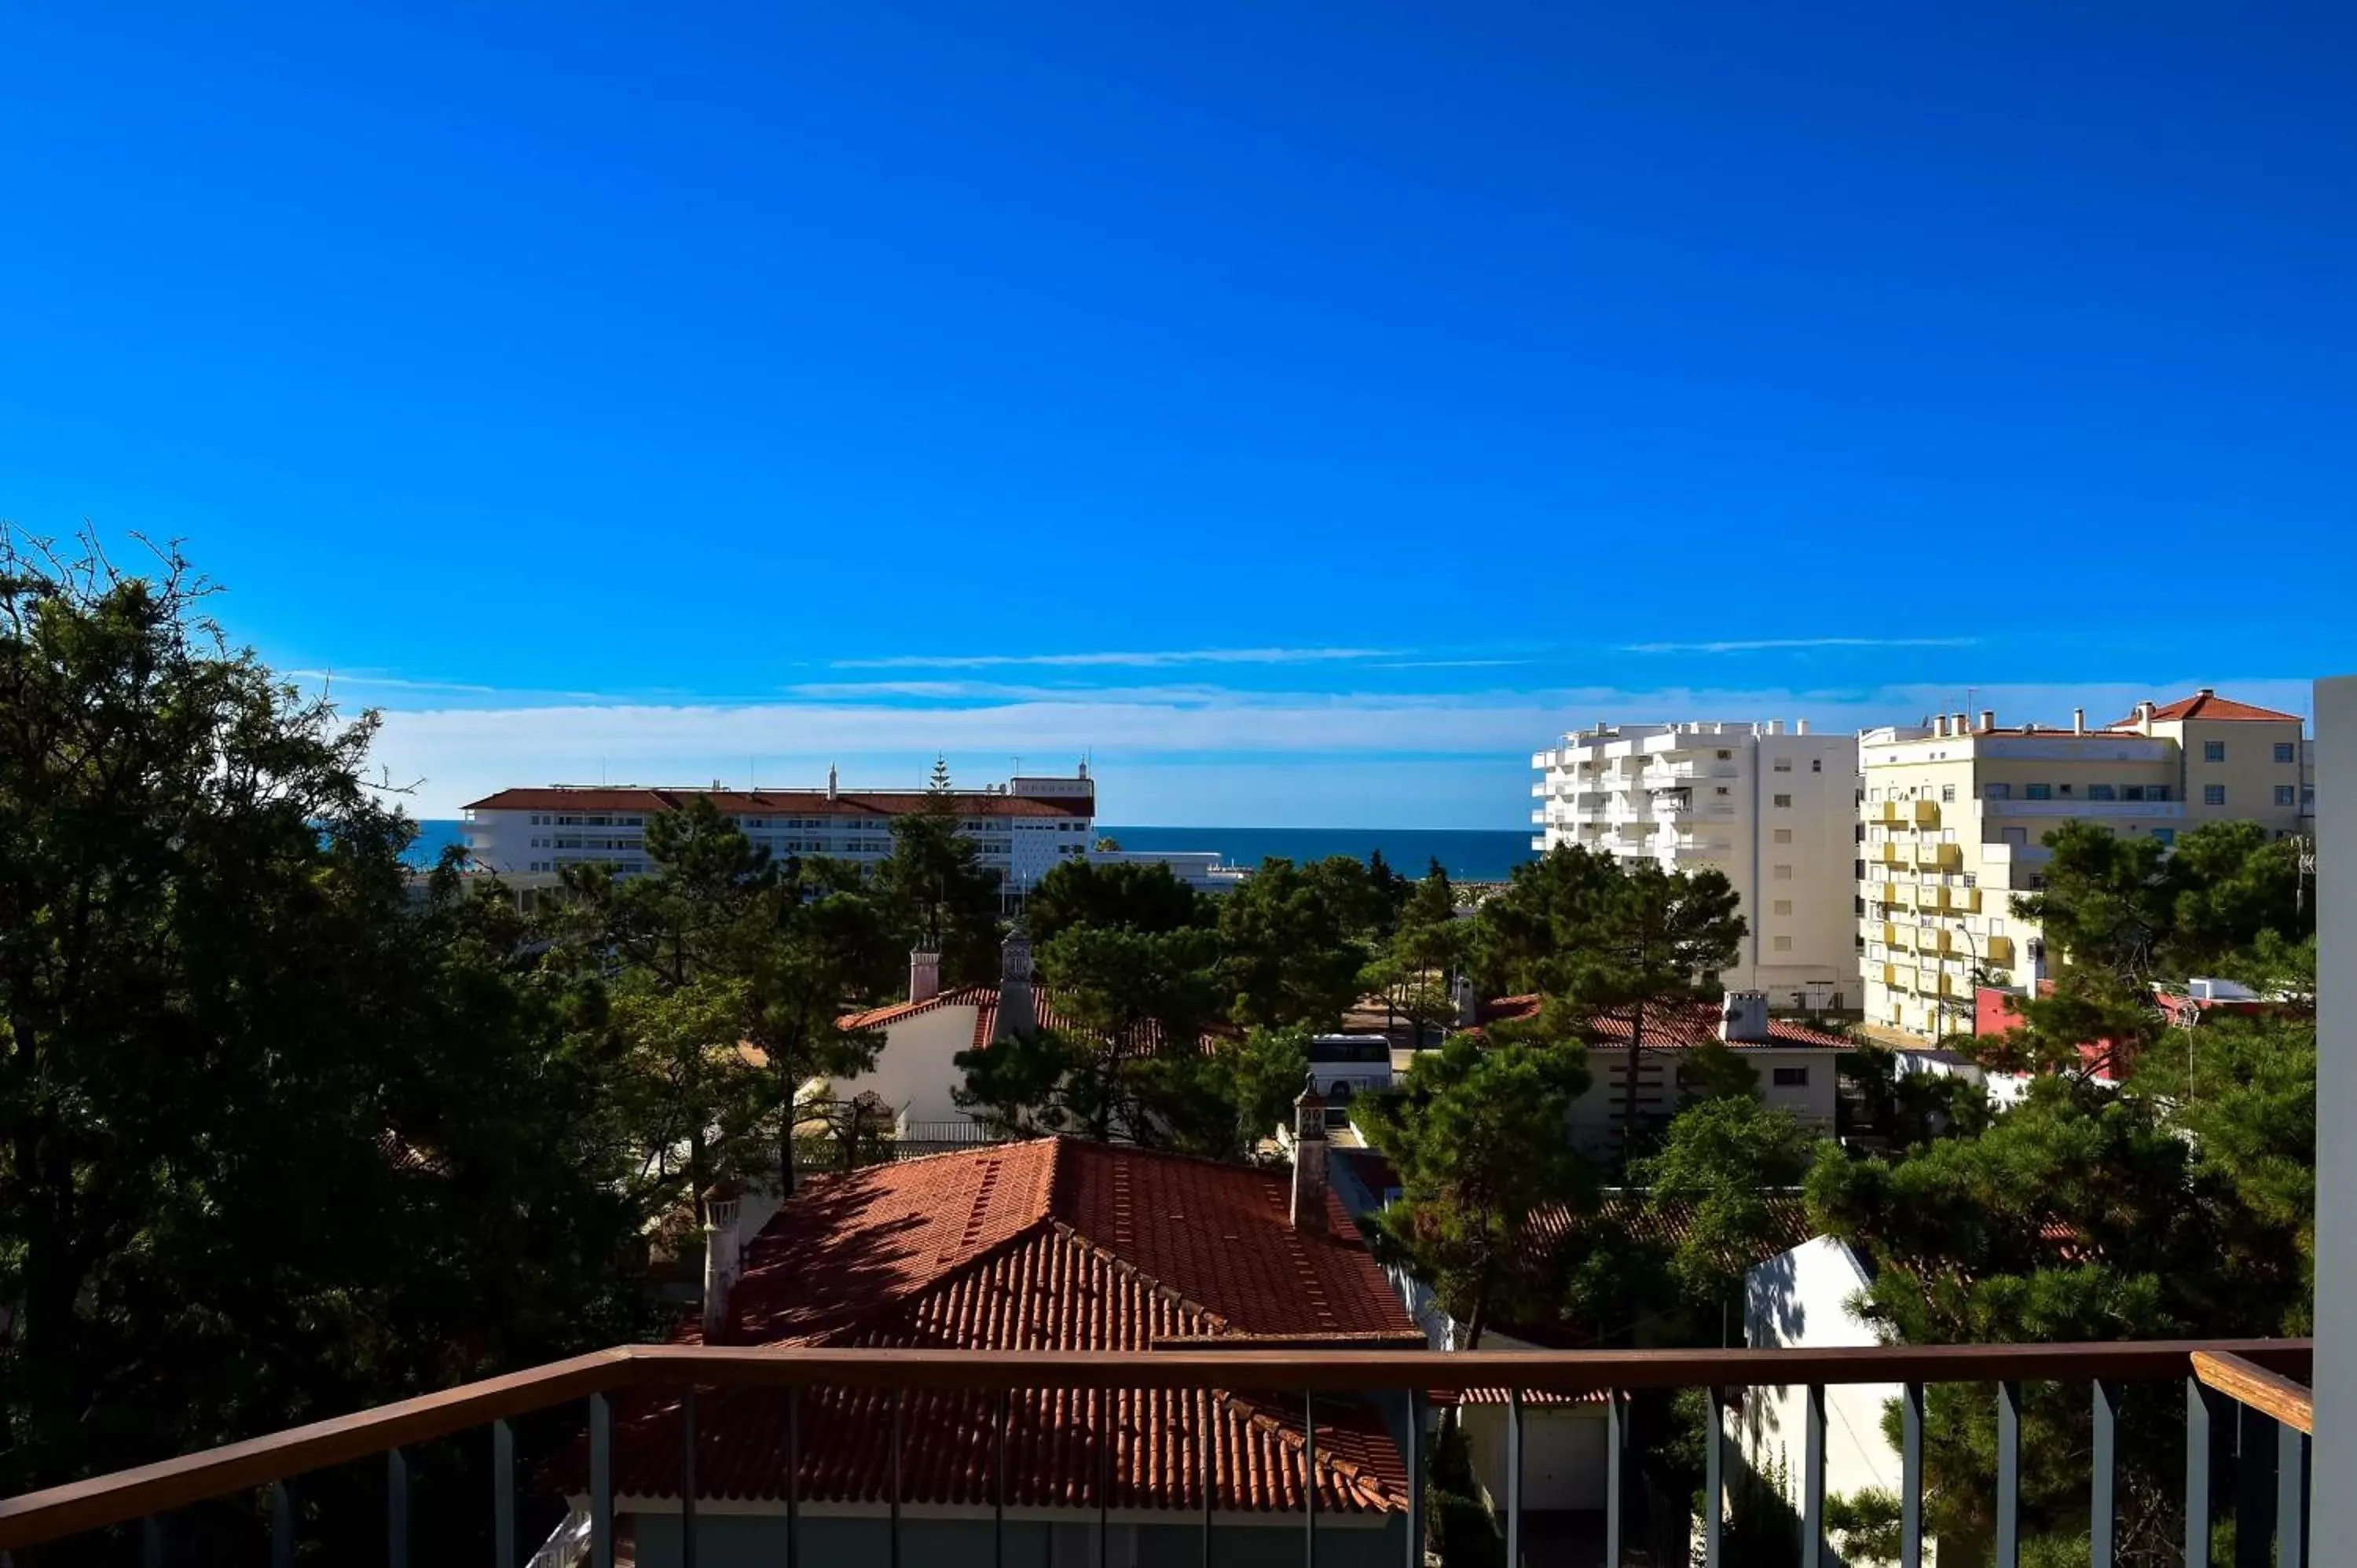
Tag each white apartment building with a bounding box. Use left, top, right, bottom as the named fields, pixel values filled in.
left=1530, top=720, right=1860, bottom=1006
left=1857, top=690, right=2311, bottom=1039
left=459, top=764, right=1096, bottom=892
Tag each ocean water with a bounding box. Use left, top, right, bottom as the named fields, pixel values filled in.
left=1096, top=826, right=1535, bottom=882
left=402, top=820, right=1536, bottom=881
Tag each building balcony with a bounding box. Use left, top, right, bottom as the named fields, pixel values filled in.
left=0, top=1341, right=2311, bottom=1568
left=1915, top=844, right=1963, bottom=871
left=1914, top=800, right=1941, bottom=827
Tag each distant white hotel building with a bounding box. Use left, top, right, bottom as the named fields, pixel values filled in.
left=460, top=765, right=1096, bottom=892
left=1530, top=720, right=1860, bottom=1007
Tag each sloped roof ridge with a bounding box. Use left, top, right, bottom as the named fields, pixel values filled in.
left=801, top=1213, right=1063, bottom=1348
left=1045, top=1217, right=1237, bottom=1336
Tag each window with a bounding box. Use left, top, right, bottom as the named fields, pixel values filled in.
left=1812, top=758, right=1824, bottom=773
left=2275, top=785, right=2297, bottom=808
left=1717, top=749, right=1732, bottom=760
left=1716, top=786, right=1731, bottom=797
left=2204, top=785, right=2226, bottom=806
left=1773, top=864, right=1793, bottom=881
left=1773, top=828, right=1793, bottom=844
left=1773, top=793, right=1793, bottom=808
left=2204, top=741, right=2226, bottom=762
left=2154, top=828, right=2176, bottom=847
left=2275, top=742, right=2297, bottom=764
left=1772, top=936, right=1793, bottom=951
left=2001, top=826, right=2029, bottom=847
left=1985, top=782, right=2011, bottom=800
left=2123, top=785, right=2146, bottom=801
left=1773, top=757, right=1792, bottom=773
left=1773, top=899, right=1794, bottom=916
left=2151, top=786, right=2171, bottom=801
left=2025, top=784, right=2052, bottom=800
left=2088, top=784, right=2115, bottom=801
left=1941, top=784, right=1956, bottom=802
left=1772, top=1066, right=1809, bottom=1087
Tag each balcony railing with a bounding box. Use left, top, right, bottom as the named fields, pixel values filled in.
left=0, top=1340, right=2312, bottom=1568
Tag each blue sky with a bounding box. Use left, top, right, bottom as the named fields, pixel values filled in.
left=4, top=3, right=2350, bottom=825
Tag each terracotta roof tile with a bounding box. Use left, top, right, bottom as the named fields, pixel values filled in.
left=834, top=986, right=1232, bottom=1058
left=580, top=1139, right=1420, bottom=1515
left=2106, top=691, right=2304, bottom=727
left=464, top=786, right=1091, bottom=818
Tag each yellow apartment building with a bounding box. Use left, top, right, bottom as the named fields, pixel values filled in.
left=1858, top=689, right=2311, bottom=1039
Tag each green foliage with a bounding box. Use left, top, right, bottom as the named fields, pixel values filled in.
left=1039, top=923, right=1225, bottom=1047
left=1810, top=1012, right=2315, bottom=1558
left=1675, top=1040, right=1761, bottom=1102
left=1466, top=844, right=1626, bottom=998
left=1215, top=855, right=1379, bottom=1028
left=951, top=1017, right=1308, bottom=1160
left=540, top=797, right=885, bottom=1200
left=1373, top=859, right=1468, bottom=1049
left=2015, top=819, right=2311, bottom=987
left=1357, top=1035, right=1596, bottom=1346
left=1632, top=1096, right=1821, bottom=1310
left=1023, top=857, right=1205, bottom=942
left=873, top=762, right=1004, bottom=985
left=1836, top=1042, right=1991, bottom=1149
left=0, top=535, right=654, bottom=1521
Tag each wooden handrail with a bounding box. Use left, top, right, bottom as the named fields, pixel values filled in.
left=2194, top=1349, right=2315, bottom=1435
left=0, top=1338, right=2312, bottom=1551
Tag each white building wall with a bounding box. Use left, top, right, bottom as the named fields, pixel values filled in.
left=1568, top=1047, right=1841, bottom=1156
left=1531, top=723, right=1860, bottom=1002
left=2315, top=676, right=2353, bottom=1530
left=1737, top=1237, right=1912, bottom=1550
left=827, top=1005, right=987, bottom=1128
left=459, top=776, right=1092, bottom=885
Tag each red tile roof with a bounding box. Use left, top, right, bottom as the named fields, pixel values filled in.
left=463, top=786, right=1091, bottom=818
left=580, top=1139, right=1420, bottom=1515
left=837, top=986, right=1233, bottom=1058
left=1462, top=996, right=1851, bottom=1050
left=2106, top=691, right=2304, bottom=727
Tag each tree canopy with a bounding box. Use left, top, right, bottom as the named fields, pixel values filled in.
left=0, top=536, right=654, bottom=1533
left=1356, top=1035, right=1596, bottom=1348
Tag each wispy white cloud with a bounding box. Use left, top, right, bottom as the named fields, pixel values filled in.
left=829, top=647, right=1402, bottom=669
left=1369, top=658, right=1533, bottom=670
left=1623, top=637, right=1978, bottom=655
left=363, top=676, right=2312, bottom=819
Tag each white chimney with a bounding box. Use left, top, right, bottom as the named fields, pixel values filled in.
left=1980, top=709, right=1996, bottom=734
left=2073, top=707, right=2086, bottom=735
left=827, top=764, right=839, bottom=801
left=1290, top=1074, right=1329, bottom=1236
left=1450, top=972, right=1478, bottom=1029
left=1794, top=718, right=1809, bottom=735
left=701, top=1181, right=743, bottom=1343
left=1717, top=990, right=1770, bottom=1044
left=993, top=924, right=1036, bottom=1042
left=908, top=948, right=942, bottom=1004
left=1934, top=714, right=1950, bottom=738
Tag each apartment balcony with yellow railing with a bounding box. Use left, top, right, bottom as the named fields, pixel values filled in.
left=1914, top=800, right=1941, bottom=827
left=1915, top=843, right=1963, bottom=872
